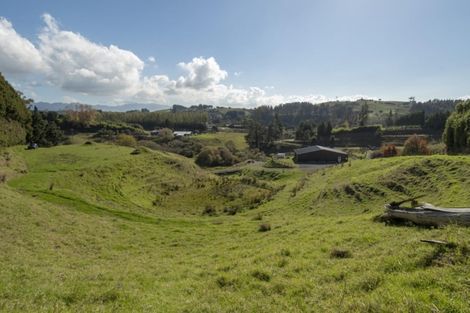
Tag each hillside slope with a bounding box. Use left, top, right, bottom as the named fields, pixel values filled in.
left=7, top=143, right=280, bottom=218
left=1, top=144, right=470, bottom=312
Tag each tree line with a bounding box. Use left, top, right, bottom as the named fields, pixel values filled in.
left=295, top=121, right=332, bottom=143
left=386, top=110, right=450, bottom=131
left=99, top=110, right=208, bottom=131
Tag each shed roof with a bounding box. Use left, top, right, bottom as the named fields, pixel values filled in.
left=173, top=131, right=192, bottom=136
left=294, top=145, right=347, bottom=156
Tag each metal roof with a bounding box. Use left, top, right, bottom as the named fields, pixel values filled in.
left=294, top=145, right=347, bottom=155
left=173, top=131, right=192, bottom=136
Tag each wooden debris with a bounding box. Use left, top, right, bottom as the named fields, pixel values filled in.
left=382, top=198, right=470, bottom=227
left=420, top=239, right=448, bottom=245
left=387, top=195, right=425, bottom=209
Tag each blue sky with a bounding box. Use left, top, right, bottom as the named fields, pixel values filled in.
left=1, top=0, right=470, bottom=106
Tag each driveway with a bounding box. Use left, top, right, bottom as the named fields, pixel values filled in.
left=296, top=163, right=336, bottom=172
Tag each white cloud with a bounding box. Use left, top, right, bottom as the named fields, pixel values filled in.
left=234, top=71, right=242, bottom=77
left=132, top=74, right=177, bottom=102
left=0, top=17, right=45, bottom=74
left=0, top=14, right=377, bottom=107
left=38, top=14, right=144, bottom=96
left=176, top=57, right=228, bottom=89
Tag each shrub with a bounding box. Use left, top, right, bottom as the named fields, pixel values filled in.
left=225, top=140, right=237, bottom=153
left=380, top=144, right=398, bottom=157
left=258, top=223, right=271, bottom=232
left=156, top=128, right=174, bottom=142
left=195, top=146, right=237, bottom=167
left=202, top=205, right=217, bottom=216
left=402, top=134, right=429, bottom=156
left=116, top=134, right=137, bottom=147
left=196, top=147, right=218, bottom=166
left=218, top=147, right=236, bottom=165
left=94, top=129, right=116, bottom=141
left=223, top=206, right=239, bottom=215
left=428, top=143, right=447, bottom=155
left=166, top=138, right=202, bottom=158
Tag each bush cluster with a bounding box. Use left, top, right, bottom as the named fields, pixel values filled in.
left=116, top=134, right=137, bottom=147
left=402, top=134, right=429, bottom=156
left=381, top=144, right=398, bottom=157
left=195, top=146, right=237, bottom=167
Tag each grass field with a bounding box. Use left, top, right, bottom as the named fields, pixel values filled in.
left=1, top=142, right=470, bottom=312
left=192, top=132, right=248, bottom=150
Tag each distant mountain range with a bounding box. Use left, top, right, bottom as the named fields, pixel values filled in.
left=32, top=102, right=171, bottom=112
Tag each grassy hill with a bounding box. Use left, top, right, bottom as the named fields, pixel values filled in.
left=6, top=143, right=280, bottom=218
left=1, top=143, right=470, bottom=312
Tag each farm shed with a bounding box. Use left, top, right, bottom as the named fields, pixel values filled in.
left=294, top=145, right=348, bottom=163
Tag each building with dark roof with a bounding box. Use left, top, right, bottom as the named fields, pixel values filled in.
left=294, top=145, right=348, bottom=164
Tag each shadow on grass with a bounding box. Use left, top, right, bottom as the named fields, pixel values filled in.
left=30, top=190, right=162, bottom=225
left=372, top=214, right=436, bottom=229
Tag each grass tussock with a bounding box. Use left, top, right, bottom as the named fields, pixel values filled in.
left=330, top=248, right=352, bottom=259
left=258, top=223, right=271, bottom=232
left=251, top=270, right=271, bottom=282
left=420, top=241, right=469, bottom=267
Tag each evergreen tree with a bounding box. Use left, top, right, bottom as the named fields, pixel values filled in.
left=317, top=122, right=326, bottom=137
left=245, top=120, right=272, bottom=150
left=27, top=106, right=64, bottom=147
left=359, top=102, right=369, bottom=126
left=295, top=121, right=316, bottom=142
left=44, top=121, right=64, bottom=146
left=268, top=113, right=283, bottom=141
left=326, top=121, right=333, bottom=136
left=29, top=107, right=47, bottom=145
left=385, top=109, right=394, bottom=126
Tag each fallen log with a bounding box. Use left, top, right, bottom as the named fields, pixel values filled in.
left=420, top=239, right=449, bottom=245
left=382, top=202, right=470, bottom=227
